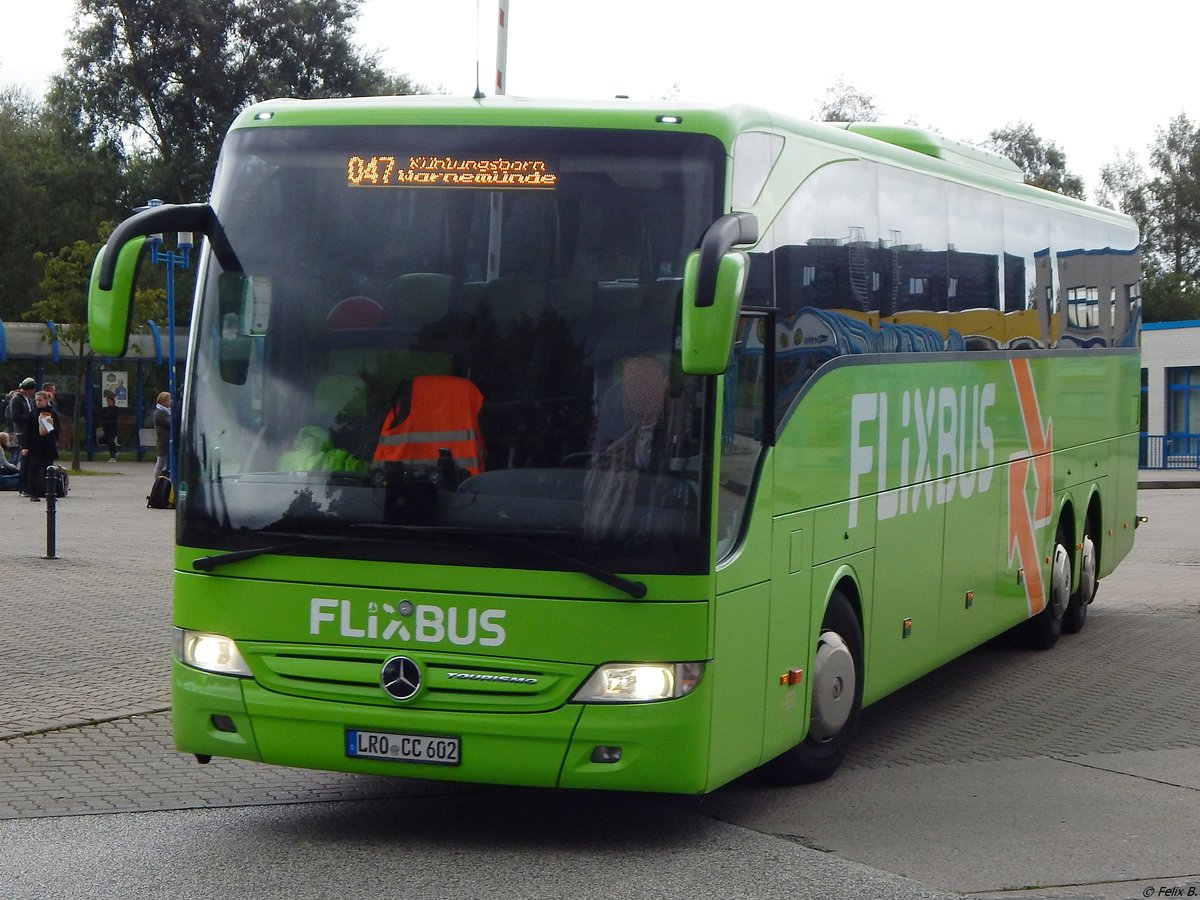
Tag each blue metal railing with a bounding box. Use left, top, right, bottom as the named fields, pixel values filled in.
left=1140, top=434, right=1200, bottom=469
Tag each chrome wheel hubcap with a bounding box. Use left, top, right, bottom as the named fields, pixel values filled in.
left=810, top=631, right=856, bottom=742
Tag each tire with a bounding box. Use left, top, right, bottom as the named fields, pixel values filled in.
left=1023, top=523, right=1072, bottom=650
left=766, top=590, right=863, bottom=785
left=1063, top=515, right=1098, bottom=634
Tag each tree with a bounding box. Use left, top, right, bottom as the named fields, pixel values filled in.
left=1097, top=114, right=1200, bottom=317
left=1142, top=272, right=1200, bottom=324
left=50, top=0, right=424, bottom=204
left=0, top=88, right=46, bottom=320
left=985, top=122, right=1085, bottom=199
left=0, top=87, right=125, bottom=320
left=814, top=77, right=881, bottom=123
left=1097, top=150, right=1148, bottom=219
left=24, top=225, right=164, bottom=470
left=1144, top=113, right=1200, bottom=277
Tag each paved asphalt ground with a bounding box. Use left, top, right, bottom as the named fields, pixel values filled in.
left=0, top=461, right=1196, bottom=899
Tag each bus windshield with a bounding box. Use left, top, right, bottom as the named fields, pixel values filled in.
left=181, top=124, right=725, bottom=576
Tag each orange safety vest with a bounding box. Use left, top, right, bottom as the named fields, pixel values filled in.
left=373, top=375, right=486, bottom=475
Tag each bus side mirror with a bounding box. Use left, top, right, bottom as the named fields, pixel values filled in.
left=680, top=212, right=757, bottom=375
left=88, top=202, right=241, bottom=356
left=88, top=237, right=146, bottom=357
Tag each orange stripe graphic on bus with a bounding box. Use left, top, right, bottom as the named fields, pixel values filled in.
left=1007, top=359, right=1053, bottom=616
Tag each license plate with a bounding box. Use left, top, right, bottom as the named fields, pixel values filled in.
left=345, top=729, right=461, bottom=766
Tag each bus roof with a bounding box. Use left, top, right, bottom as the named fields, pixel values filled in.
left=230, top=95, right=1131, bottom=225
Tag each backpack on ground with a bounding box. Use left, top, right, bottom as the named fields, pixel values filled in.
left=147, top=475, right=174, bottom=509
left=51, top=465, right=69, bottom=498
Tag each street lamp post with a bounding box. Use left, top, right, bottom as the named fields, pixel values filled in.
left=145, top=198, right=192, bottom=483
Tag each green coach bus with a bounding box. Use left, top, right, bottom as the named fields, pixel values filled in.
left=89, top=97, right=1141, bottom=793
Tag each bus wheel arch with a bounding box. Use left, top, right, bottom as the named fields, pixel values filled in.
left=764, top=582, right=863, bottom=785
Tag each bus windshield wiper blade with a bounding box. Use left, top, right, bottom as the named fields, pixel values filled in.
left=193, top=544, right=301, bottom=571
left=348, top=524, right=648, bottom=599
left=192, top=532, right=372, bottom=572
left=498, top=535, right=648, bottom=599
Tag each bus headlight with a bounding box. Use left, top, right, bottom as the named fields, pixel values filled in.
left=572, top=662, right=704, bottom=703
left=174, top=628, right=252, bottom=677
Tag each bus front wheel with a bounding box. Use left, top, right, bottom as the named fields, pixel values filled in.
left=766, top=591, right=863, bottom=785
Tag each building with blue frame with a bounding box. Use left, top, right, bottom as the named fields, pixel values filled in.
left=1141, top=319, right=1200, bottom=469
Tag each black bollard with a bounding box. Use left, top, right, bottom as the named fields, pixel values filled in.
left=44, top=465, right=57, bottom=560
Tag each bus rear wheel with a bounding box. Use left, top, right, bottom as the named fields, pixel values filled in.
left=766, top=591, right=863, bottom=785
left=1063, top=517, right=1098, bottom=634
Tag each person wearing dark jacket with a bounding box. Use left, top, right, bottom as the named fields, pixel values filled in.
left=21, top=390, right=60, bottom=501
left=100, top=395, right=120, bottom=461
left=9, top=377, right=37, bottom=494
left=153, top=391, right=172, bottom=479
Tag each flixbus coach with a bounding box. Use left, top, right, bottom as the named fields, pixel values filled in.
left=89, top=98, right=1141, bottom=793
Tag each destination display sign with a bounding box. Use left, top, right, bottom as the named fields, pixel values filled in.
left=346, top=154, right=559, bottom=189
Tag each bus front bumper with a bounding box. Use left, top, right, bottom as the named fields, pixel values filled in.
left=172, top=661, right=713, bottom=793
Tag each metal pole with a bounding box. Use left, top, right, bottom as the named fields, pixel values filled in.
left=44, top=465, right=57, bottom=560
left=165, top=248, right=176, bottom=481
left=146, top=199, right=190, bottom=484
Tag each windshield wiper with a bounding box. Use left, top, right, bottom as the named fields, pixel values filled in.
left=192, top=532, right=372, bottom=572
left=500, top=535, right=648, bottom=600
left=349, top=524, right=648, bottom=600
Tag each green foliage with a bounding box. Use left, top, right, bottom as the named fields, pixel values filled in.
left=985, top=122, right=1085, bottom=199
left=1097, top=150, right=1148, bottom=219
left=814, top=78, right=881, bottom=123
left=1142, top=272, right=1200, bottom=324
left=0, top=87, right=125, bottom=320
left=1146, top=114, right=1200, bottom=277
left=50, top=0, right=426, bottom=203
left=24, top=223, right=165, bottom=348
left=1098, top=114, right=1200, bottom=308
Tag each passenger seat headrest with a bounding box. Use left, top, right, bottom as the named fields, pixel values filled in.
left=326, top=296, right=384, bottom=330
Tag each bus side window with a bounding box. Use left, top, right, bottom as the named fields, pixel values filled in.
left=717, top=314, right=769, bottom=560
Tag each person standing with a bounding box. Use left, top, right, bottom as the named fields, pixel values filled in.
left=21, top=390, right=60, bottom=502
left=100, top=394, right=121, bottom=462
left=9, top=378, right=37, bottom=495
left=3, top=389, right=17, bottom=441
left=41, top=382, right=59, bottom=411
left=153, top=391, right=172, bottom=479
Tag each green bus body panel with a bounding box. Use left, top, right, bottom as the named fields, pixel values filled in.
left=706, top=581, right=771, bottom=786
left=766, top=350, right=1140, bottom=706
left=174, top=569, right=710, bottom=666
left=233, top=96, right=748, bottom=147
left=175, top=548, right=711, bottom=602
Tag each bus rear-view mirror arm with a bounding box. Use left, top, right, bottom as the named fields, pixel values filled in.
left=693, top=212, right=758, bottom=309
left=97, top=202, right=241, bottom=292
left=681, top=212, right=758, bottom=375
left=90, top=203, right=242, bottom=357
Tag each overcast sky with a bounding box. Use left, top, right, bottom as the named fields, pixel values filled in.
left=3, top=0, right=1196, bottom=199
